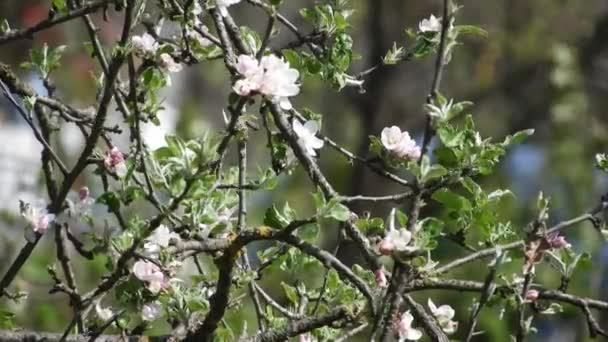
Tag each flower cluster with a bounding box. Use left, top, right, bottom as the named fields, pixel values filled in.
left=380, top=126, right=421, bottom=160
left=233, top=54, right=300, bottom=110
left=133, top=260, right=167, bottom=293
left=131, top=33, right=183, bottom=84
left=104, top=146, right=128, bottom=178
left=523, top=233, right=571, bottom=274
left=292, top=120, right=324, bottom=157
left=428, top=299, right=458, bottom=334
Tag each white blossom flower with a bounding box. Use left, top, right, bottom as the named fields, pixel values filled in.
left=428, top=298, right=458, bottom=334
left=133, top=260, right=166, bottom=293
left=393, top=311, right=423, bottom=341
left=131, top=33, right=158, bottom=57
left=419, top=14, right=442, bottom=33
left=143, top=225, right=181, bottom=256
left=104, top=147, right=128, bottom=178
left=232, top=54, right=300, bottom=109
left=142, top=302, right=163, bottom=321
left=216, top=0, right=241, bottom=16
left=378, top=208, right=416, bottom=254
left=159, top=53, right=183, bottom=73
left=95, top=301, right=114, bottom=321
left=383, top=229, right=414, bottom=252
left=20, top=201, right=55, bottom=242
left=292, top=120, right=324, bottom=157
left=380, top=126, right=421, bottom=160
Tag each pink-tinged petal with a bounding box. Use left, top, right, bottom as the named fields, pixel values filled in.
left=401, top=311, right=414, bottom=326
left=78, top=186, right=90, bottom=201
left=378, top=239, right=395, bottom=255
left=236, top=55, right=259, bottom=76
left=374, top=267, right=388, bottom=288
left=404, top=328, right=423, bottom=340
left=525, top=289, right=539, bottom=301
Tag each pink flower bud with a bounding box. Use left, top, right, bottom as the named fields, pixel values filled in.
left=374, top=267, right=388, bottom=288
left=78, top=186, right=90, bottom=201
left=525, top=289, right=539, bottom=301
left=104, top=147, right=124, bottom=168
left=378, top=239, right=395, bottom=255
left=548, top=234, right=570, bottom=249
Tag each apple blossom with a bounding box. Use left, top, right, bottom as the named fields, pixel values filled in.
left=374, top=267, right=388, bottom=288
left=380, top=126, right=421, bottom=160
left=159, top=53, right=183, bottom=73
left=428, top=298, right=458, bottom=334
left=419, top=14, right=442, bottom=33
left=57, top=187, right=94, bottom=225
left=292, top=120, right=324, bottom=157
left=384, top=229, right=414, bottom=253
left=525, top=289, right=539, bottom=301
left=20, top=201, right=55, bottom=241
left=232, top=54, right=300, bottom=109
left=393, top=311, right=422, bottom=341
left=216, top=0, right=241, bottom=16
left=133, top=260, right=166, bottom=293
left=131, top=33, right=157, bottom=57
left=547, top=233, right=570, bottom=249
left=377, top=208, right=417, bottom=254
left=143, top=225, right=181, bottom=256
left=142, top=302, right=163, bottom=321
left=104, top=146, right=128, bottom=178
left=95, top=301, right=114, bottom=321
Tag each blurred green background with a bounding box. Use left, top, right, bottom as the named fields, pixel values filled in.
left=1, top=0, right=608, bottom=341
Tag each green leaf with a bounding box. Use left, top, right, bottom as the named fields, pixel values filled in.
left=263, top=206, right=289, bottom=229
left=281, top=282, right=299, bottom=304
left=0, top=309, right=15, bottom=329
left=324, top=199, right=351, bottom=222
left=395, top=210, right=408, bottom=228
left=52, top=0, right=67, bottom=11
left=97, top=192, right=121, bottom=212
left=432, top=189, right=471, bottom=211
left=454, top=25, right=488, bottom=37
left=503, top=129, right=534, bottom=146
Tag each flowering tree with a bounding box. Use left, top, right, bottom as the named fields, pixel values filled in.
left=0, top=0, right=608, bottom=341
